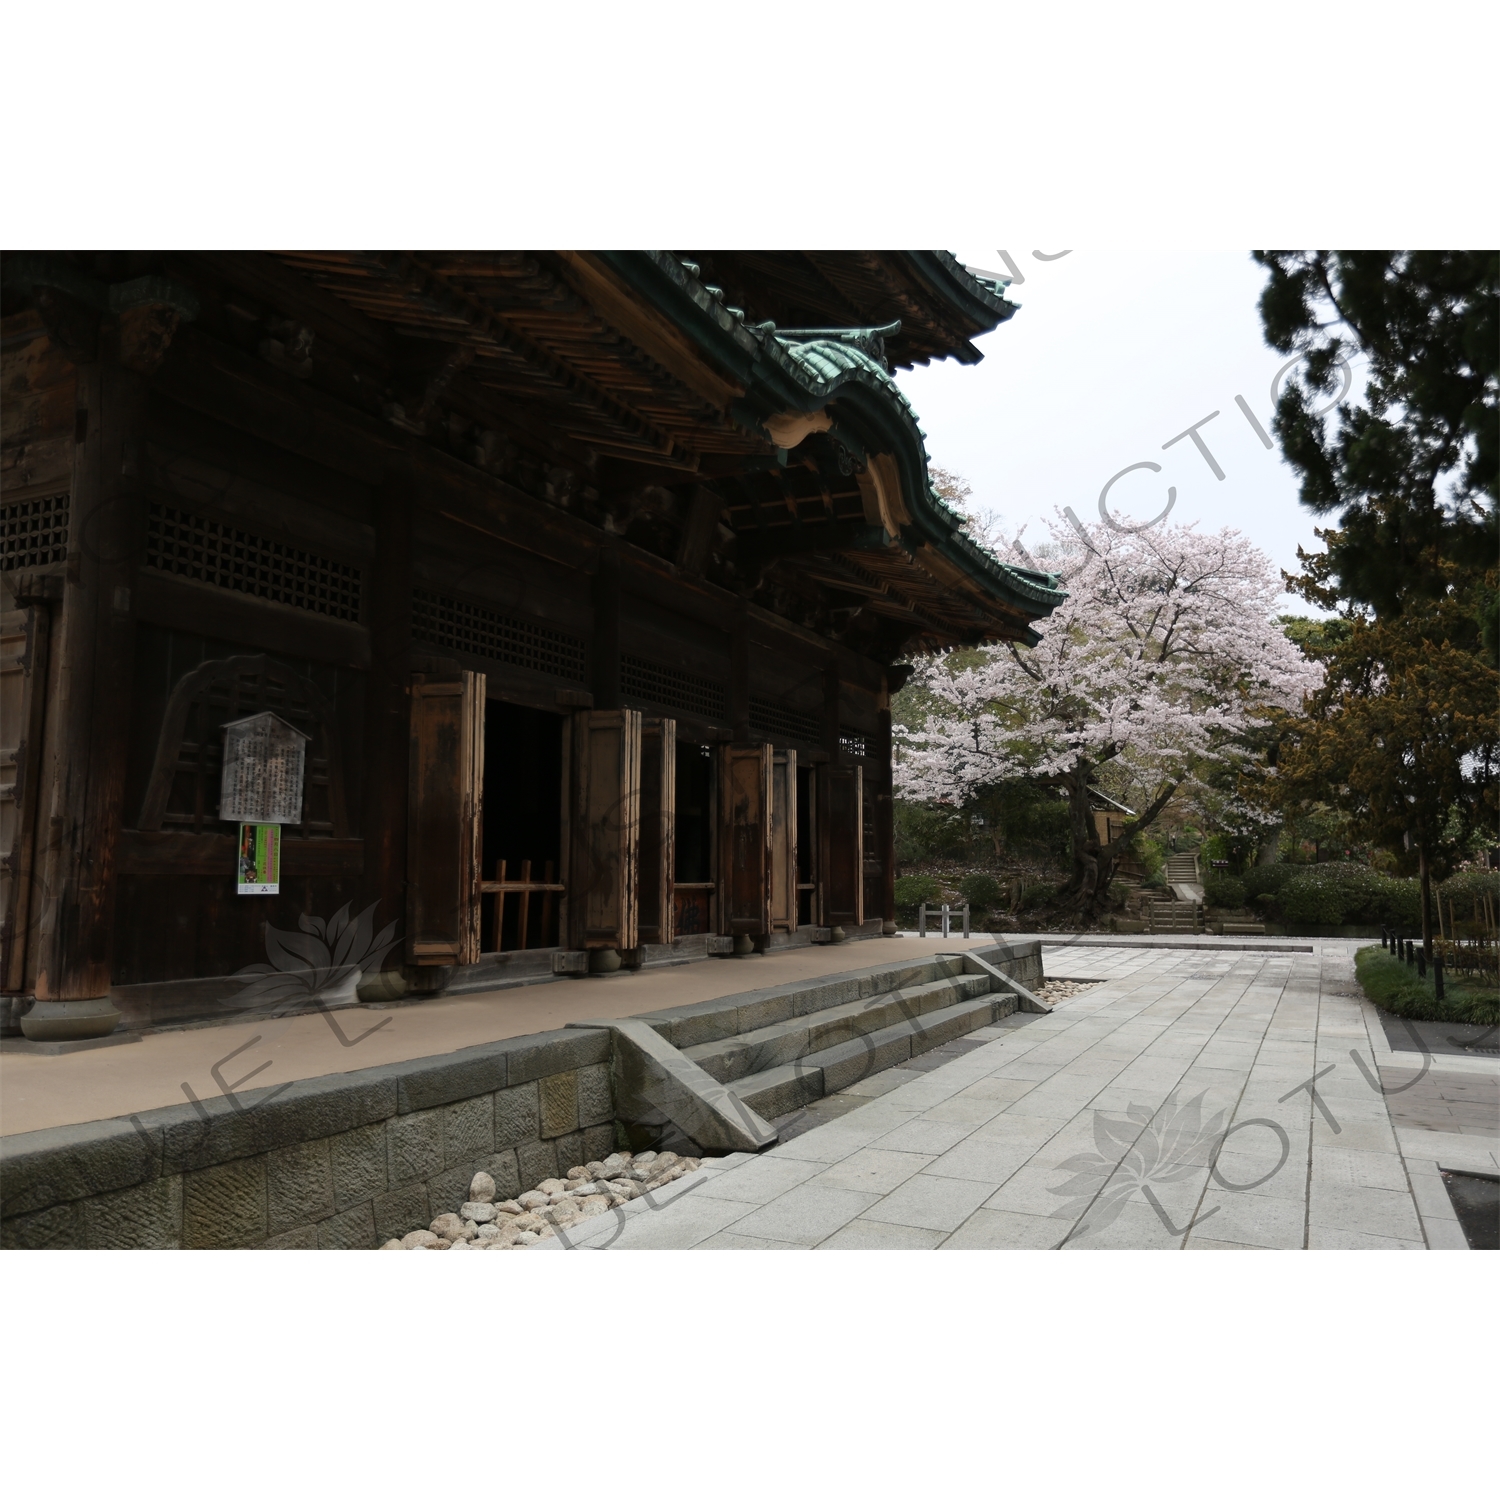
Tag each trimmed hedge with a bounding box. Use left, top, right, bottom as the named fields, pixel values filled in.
left=1251, top=863, right=1420, bottom=927
left=1203, top=873, right=1246, bottom=909
left=1242, top=864, right=1298, bottom=899
left=1246, top=863, right=1498, bottom=930
left=1354, top=945, right=1499, bottom=1026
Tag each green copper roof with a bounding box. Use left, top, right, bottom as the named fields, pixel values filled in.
left=766, top=332, right=1066, bottom=615
left=597, top=251, right=1067, bottom=633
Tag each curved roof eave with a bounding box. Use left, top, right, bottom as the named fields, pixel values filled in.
left=598, top=251, right=1068, bottom=630
left=904, top=251, right=1020, bottom=341
left=760, top=336, right=1067, bottom=627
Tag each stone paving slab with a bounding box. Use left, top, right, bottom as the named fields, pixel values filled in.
left=542, top=941, right=1498, bottom=1251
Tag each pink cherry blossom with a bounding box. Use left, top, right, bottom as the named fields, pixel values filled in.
left=894, top=512, right=1323, bottom=907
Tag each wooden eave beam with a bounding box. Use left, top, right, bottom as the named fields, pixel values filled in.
left=551, top=252, right=747, bottom=413
left=195, top=251, right=400, bottom=369
left=381, top=253, right=689, bottom=462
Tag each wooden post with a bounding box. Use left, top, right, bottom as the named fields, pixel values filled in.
left=592, top=545, right=621, bottom=712
left=1, top=589, right=54, bottom=1011
left=540, top=859, right=556, bottom=950
left=360, top=459, right=416, bottom=963
left=25, top=351, right=148, bottom=1038
left=405, top=671, right=485, bottom=971
left=517, top=858, right=532, bottom=951
left=730, top=608, right=750, bottom=741
left=876, top=696, right=896, bottom=934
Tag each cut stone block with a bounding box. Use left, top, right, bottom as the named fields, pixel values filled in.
left=962, top=951, right=1050, bottom=1012
left=583, top=1019, right=777, bottom=1153
left=728, top=1061, right=825, bottom=1120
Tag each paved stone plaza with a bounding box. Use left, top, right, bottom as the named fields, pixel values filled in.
left=535, top=941, right=1500, bottom=1251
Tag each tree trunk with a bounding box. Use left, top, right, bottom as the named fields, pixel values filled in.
left=1060, top=769, right=1102, bottom=915
left=1418, top=841, right=1433, bottom=962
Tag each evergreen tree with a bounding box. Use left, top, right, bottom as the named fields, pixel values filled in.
left=1254, top=251, right=1497, bottom=652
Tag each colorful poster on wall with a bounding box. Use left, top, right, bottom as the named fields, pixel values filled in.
left=237, top=822, right=282, bottom=895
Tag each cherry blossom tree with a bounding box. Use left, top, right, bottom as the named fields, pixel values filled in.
left=894, top=513, right=1322, bottom=915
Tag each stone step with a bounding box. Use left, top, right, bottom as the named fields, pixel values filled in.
left=633, top=954, right=970, bottom=1049
left=726, top=995, right=1009, bottom=1118
left=682, top=973, right=994, bottom=1085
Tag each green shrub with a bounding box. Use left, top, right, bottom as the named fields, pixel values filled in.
left=1203, top=873, right=1247, bottom=909
left=1439, top=868, right=1500, bottom=916
left=957, top=873, right=1005, bottom=910
left=1255, top=863, right=1422, bottom=927
left=1242, top=864, right=1297, bottom=899
left=1137, top=838, right=1166, bottom=882
left=1371, top=876, right=1423, bottom=928
left=1354, top=946, right=1499, bottom=1025
left=1277, top=870, right=1363, bottom=925
left=1018, top=881, right=1058, bottom=910
left=894, top=801, right=966, bottom=864
left=894, top=874, right=943, bottom=907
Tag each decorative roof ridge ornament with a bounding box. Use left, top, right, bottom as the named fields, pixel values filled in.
left=774, top=321, right=901, bottom=367
left=960, top=264, right=1015, bottom=295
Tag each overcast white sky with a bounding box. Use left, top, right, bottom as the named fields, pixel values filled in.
left=895, top=250, right=1352, bottom=614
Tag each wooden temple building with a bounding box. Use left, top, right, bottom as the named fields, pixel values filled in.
left=0, top=250, right=1065, bottom=1040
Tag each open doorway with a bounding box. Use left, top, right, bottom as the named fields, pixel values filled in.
left=797, top=761, right=816, bottom=926
left=481, top=700, right=563, bottom=951
left=673, top=740, right=714, bottom=936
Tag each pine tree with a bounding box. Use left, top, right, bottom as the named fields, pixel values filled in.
left=1255, top=251, right=1497, bottom=653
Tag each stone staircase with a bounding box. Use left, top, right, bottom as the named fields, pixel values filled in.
left=1131, top=851, right=1205, bottom=932
left=601, top=945, right=1046, bottom=1149
left=705, top=968, right=1002, bottom=1118
left=1164, top=852, right=1205, bottom=901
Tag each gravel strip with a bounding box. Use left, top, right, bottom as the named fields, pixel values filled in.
left=381, top=1151, right=703, bottom=1250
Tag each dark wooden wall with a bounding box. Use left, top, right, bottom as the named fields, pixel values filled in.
left=4, top=298, right=899, bottom=995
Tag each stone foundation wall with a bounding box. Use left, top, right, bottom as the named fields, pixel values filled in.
left=1, top=940, right=1044, bottom=1250
left=1, top=1027, right=619, bottom=1251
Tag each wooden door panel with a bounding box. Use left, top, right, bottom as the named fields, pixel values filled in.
left=821, top=763, right=863, bottom=927
left=769, top=749, right=798, bottom=932
left=1, top=606, right=51, bottom=992
left=637, top=718, right=675, bottom=946
left=718, top=743, right=771, bottom=936
left=406, top=671, right=484, bottom=966
left=568, top=709, right=641, bottom=950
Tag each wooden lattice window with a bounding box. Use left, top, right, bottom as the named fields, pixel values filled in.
left=411, top=588, right=586, bottom=681
left=144, top=502, right=363, bottom=622
left=749, top=696, right=820, bottom=746
left=137, top=654, right=349, bottom=836
left=1, top=491, right=70, bottom=571
left=621, top=655, right=726, bottom=721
